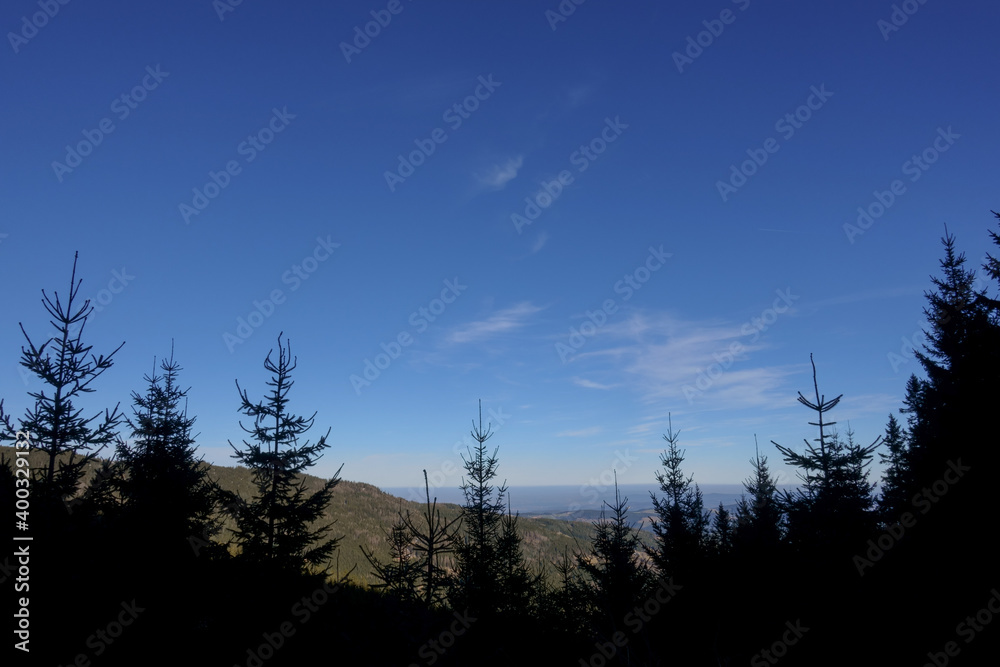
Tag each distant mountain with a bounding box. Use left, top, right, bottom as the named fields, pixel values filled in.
left=383, top=483, right=750, bottom=515
left=2, top=446, right=602, bottom=584
left=520, top=496, right=745, bottom=533
left=9, top=447, right=798, bottom=583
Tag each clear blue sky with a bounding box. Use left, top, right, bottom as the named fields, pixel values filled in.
left=2, top=0, right=997, bottom=494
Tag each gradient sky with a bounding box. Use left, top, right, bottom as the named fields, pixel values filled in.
left=2, top=0, right=997, bottom=496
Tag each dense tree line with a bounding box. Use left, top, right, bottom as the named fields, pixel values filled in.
left=2, top=216, right=999, bottom=665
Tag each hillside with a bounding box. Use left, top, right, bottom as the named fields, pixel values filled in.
left=211, top=457, right=615, bottom=582
left=1, top=445, right=606, bottom=584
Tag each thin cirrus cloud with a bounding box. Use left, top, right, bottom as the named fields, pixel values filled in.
left=448, top=302, right=543, bottom=344
left=566, top=83, right=595, bottom=109
left=807, top=286, right=922, bottom=311
left=565, top=310, right=797, bottom=409
left=475, top=156, right=523, bottom=190
left=530, top=231, right=549, bottom=254
left=573, top=377, right=615, bottom=390
left=556, top=425, right=603, bottom=437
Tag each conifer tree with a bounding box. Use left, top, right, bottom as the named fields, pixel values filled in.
left=733, top=439, right=783, bottom=552
left=495, top=497, right=539, bottom=616
left=855, top=220, right=1000, bottom=655
left=114, top=344, right=219, bottom=558
left=544, top=546, right=590, bottom=635
left=900, top=374, right=927, bottom=434
left=362, top=510, right=420, bottom=603
left=221, top=334, right=342, bottom=574
left=904, top=226, right=999, bottom=488
left=451, top=400, right=514, bottom=616
left=648, top=414, right=709, bottom=580
left=897, top=372, right=931, bottom=501
left=886, top=220, right=1000, bottom=623
left=983, top=210, right=1000, bottom=289
left=15, top=253, right=123, bottom=516
left=876, top=413, right=910, bottom=524
left=362, top=471, right=463, bottom=606
left=401, top=470, right=461, bottom=606
left=711, top=502, right=734, bottom=557
left=578, top=478, right=652, bottom=635
left=773, top=355, right=879, bottom=555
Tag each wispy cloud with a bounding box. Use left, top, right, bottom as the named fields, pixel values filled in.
left=531, top=231, right=549, bottom=254
left=566, top=83, right=596, bottom=109
left=573, top=377, right=615, bottom=390
left=476, top=156, right=523, bottom=190
left=627, top=421, right=661, bottom=436
left=448, top=302, right=543, bottom=344
left=830, top=393, right=902, bottom=423
left=557, top=426, right=603, bottom=437
left=809, top=286, right=922, bottom=310
left=563, top=310, right=799, bottom=409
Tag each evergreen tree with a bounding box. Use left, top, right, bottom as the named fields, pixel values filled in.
left=4, top=255, right=126, bottom=664
left=885, top=220, right=1000, bottom=641
left=400, top=470, right=461, bottom=606
left=451, top=400, right=514, bottom=616
left=361, top=510, right=420, bottom=603
left=577, top=478, right=653, bottom=636
left=734, top=439, right=784, bottom=552
left=495, top=498, right=538, bottom=616
left=647, top=414, right=709, bottom=580
left=983, top=210, right=1000, bottom=290
left=900, top=374, right=927, bottom=436
left=15, top=253, right=123, bottom=516
left=773, top=355, right=879, bottom=555
left=543, top=546, right=590, bottom=637
left=842, top=424, right=880, bottom=519
left=363, top=470, right=464, bottom=606
left=220, top=334, right=342, bottom=574
left=114, top=345, right=220, bottom=559
left=848, top=220, right=1000, bottom=660
left=905, top=226, right=999, bottom=487
left=876, top=413, right=910, bottom=524
left=711, top=502, right=734, bottom=557
left=729, top=440, right=787, bottom=664
left=897, top=372, right=931, bottom=497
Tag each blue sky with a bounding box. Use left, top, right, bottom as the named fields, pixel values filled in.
left=2, top=0, right=997, bottom=498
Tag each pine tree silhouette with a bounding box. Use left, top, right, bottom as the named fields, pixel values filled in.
left=648, top=414, right=709, bottom=581
left=876, top=413, right=910, bottom=524
left=734, top=437, right=784, bottom=552
left=114, top=344, right=220, bottom=560
left=15, top=253, right=123, bottom=518
left=362, top=508, right=420, bottom=602
left=452, top=400, right=512, bottom=617
left=578, top=476, right=653, bottom=637
left=711, top=502, right=734, bottom=557
left=4, top=254, right=125, bottom=664
left=905, top=226, right=998, bottom=488
left=543, top=546, right=590, bottom=637
left=878, top=221, right=1000, bottom=662
left=221, top=333, right=342, bottom=574
left=401, top=470, right=461, bottom=606
left=495, top=495, right=539, bottom=616
left=773, top=354, right=879, bottom=556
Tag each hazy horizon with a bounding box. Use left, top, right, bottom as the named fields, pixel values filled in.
left=380, top=483, right=797, bottom=514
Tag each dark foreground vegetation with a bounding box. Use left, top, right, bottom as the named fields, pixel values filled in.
left=3, top=214, right=999, bottom=666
